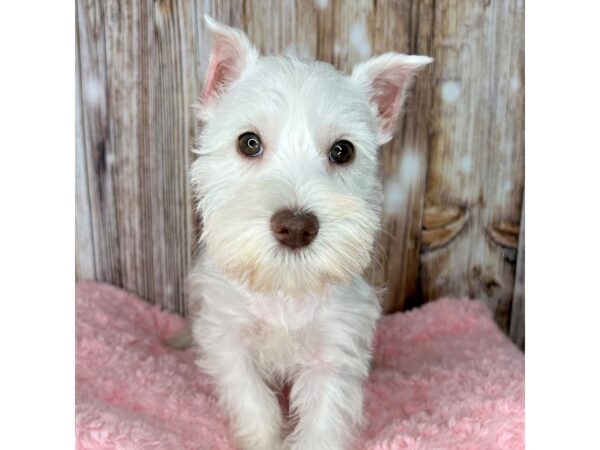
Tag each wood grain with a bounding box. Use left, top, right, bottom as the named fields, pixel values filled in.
left=419, top=0, right=525, bottom=331
left=75, top=0, right=525, bottom=344
left=77, top=0, right=121, bottom=285
left=75, top=12, right=96, bottom=280
left=76, top=0, right=200, bottom=312
left=510, top=199, right=525, bottom=349
left=370, top=0, right=435, bottom=312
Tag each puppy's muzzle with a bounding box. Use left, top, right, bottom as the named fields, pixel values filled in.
left=270, top=209, right=319, bottom=249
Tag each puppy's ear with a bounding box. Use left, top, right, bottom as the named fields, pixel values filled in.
left=352, top=53, right=432, bottom=145
left=202, top=16, right=258, bottom=104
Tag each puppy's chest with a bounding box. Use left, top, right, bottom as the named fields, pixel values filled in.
left=241, top=305, right=321, bottom=375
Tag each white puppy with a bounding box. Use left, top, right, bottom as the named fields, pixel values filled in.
left=187, top=16, right=431, bottom=450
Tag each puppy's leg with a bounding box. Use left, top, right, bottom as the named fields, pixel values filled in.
left=285, top=367, right=364, bottom=450
left=164, top=273, right=204, bottom=350
left=202, top=347, right=283, bottom=450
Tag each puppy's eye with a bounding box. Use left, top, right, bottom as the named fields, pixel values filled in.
left=238, top=132, right=263, bottom=157
left=329, top=140, right=355, bottom=165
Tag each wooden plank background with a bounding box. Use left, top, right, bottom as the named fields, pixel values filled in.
left=76, top=0, right=525, bottom=348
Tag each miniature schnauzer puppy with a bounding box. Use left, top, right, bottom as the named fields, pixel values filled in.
left=187, top=16, right=431, bottom=450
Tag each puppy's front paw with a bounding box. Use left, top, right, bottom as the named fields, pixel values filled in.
left=285, top=433, right=351, bottom=450
left=234, top=430, right=282, bottom=450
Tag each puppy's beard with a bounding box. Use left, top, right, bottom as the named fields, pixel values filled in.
left=205, top=237, right=374, bottom=295
left=200, top=188, right=380, bottom=295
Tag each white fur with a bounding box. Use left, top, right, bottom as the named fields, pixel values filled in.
left=187, top=17, right=431, bottom=450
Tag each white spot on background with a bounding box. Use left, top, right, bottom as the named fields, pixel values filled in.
left=285, top=42, right=311, bottom=58
left=285, top=43, right=297, bottom=56
left=502, top=180, right=512, bottom=193
left=84, top=78, right=103, bottom=107
left=400, top=151, right=420, bottom=183
left=350, top=23, right=371, bottom=59
left=460, top=155, right=472, bottom=173
left=315, top=0, right=329, bottom=9
left=511, top=75, right=520, bottom=92
left=384, top=151, right=421, bottom=214
left=299, top=45, right=312, bottom=59
left=441, top=80, right=461, bottom=103
left=384, top=180, right=407, bottom=214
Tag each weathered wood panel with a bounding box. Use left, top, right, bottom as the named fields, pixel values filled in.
left=419, top=0, right=525, bottom=332
left=76, top=0, right=200, bottom=312
left=510, top=199, right=525, bottom=349
left=76, top=0, right=525, bottom=345
left=77, top=0, right=121, bottom=285
left=75, top=21, right=96, bottom=281
left=367, top=0, right=435, bottom=312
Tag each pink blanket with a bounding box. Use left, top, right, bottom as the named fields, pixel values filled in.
left=76, top=282, right=524, bottom=450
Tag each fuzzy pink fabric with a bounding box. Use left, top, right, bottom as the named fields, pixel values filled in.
left=76, top=282, right=524, bottom=450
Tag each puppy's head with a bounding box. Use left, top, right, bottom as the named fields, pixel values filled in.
left=191, top=16, right=431, bottom=295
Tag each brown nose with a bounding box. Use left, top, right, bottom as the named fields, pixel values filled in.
left=270, top=209, right=319, bottom=249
